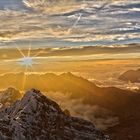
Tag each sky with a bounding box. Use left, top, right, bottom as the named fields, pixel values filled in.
left=0, top=0, right=140, bottom=61
left=0, top=0, right=140, bottom=90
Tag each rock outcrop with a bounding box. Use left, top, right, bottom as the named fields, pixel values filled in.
left=0, top=89, right=109, bottom=140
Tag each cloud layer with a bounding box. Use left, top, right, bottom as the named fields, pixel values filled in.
left=0, top=44, right=140, bottom=62
left=0, top=0, right=140, bottom=49
left=23, top=0, right=83, bottom=14
left=43, top=91, right=119, bottom=130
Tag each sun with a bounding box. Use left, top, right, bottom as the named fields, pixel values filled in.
left=20, top=56, right=33, bottom=66
left=15, top=43, right=34, bottom=91
left=16, top=42, right=33, bottom=67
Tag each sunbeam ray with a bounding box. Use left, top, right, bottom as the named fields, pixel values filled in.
left=13, top=42, right=26, bottom=58
left=21, top=65, right=28, bottom=92
left=32, top=50, right=45, bottom=57
left=30, top=66, right=47, bottom=91
left=27, top=41, right=32, bottom=57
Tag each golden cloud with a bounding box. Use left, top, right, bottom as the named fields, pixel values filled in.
left=23, top=0, right=84, bottom=14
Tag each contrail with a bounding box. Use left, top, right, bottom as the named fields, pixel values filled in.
left=48, top=13, right=83, bottom=37
left=68, top=13, right=82, bottom=33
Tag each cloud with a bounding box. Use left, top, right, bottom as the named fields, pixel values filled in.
left=23, top=0, right=83, bottom=14
left=0, top=44, right=140, bottom=62
left=29, top=44, right=140, bottom=57
left=45, top=91, right=119, bottom=130
left=0, top=0, right=140, bottom=48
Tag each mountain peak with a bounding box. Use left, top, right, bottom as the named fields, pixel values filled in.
left=60, top=72, right=74, bottom=77
left=0, top=89, right=109, bottom=140
left=0, top=87, right=21, bottom=107
left=119, top=68, right=140, bottom=83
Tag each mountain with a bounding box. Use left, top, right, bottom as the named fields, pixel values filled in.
left=0, top=72, right=98, bottom=94
left=0, top=89, right=109, bottom=140
left=1, top=73, right=140, bottom=139
left=0, top=72, right=137, bottom=111
left=0, top=87, right=22, bottom=109
left=119, top=68, right=140, bottom=83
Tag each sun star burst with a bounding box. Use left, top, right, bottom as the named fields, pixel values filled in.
left=20, top=56, right=33, bottom=66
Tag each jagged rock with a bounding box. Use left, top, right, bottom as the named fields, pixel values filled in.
left=0, top=89, right=109, bottom=140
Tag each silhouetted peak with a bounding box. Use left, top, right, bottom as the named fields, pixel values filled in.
left=119, top=68, right=140, bottom=83
left=60, top=72, right=74, bottom=77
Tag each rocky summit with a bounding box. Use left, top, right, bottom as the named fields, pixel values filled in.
left=0, top=89, right=109, bottom=140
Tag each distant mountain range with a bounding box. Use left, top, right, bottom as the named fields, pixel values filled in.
left=0, top=73, right=140, bottom=139
left=119, top=68, right=140, bottom=83
left=0, top=89, right=109, bottom=140
left=0, top=72, right=137, bottom=111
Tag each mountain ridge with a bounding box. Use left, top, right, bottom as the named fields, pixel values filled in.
left=0, top=73, right=140, bottom=139
left=0, top=89, right=109, bottom=140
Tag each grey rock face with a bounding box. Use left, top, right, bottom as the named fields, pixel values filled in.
left=0, top=89, right=109, bottom=140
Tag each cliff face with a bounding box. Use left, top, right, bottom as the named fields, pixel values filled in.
left=0, top=89, right=109, bottom=140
